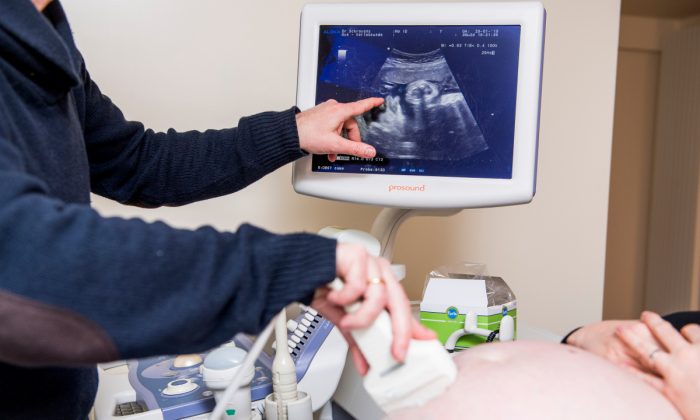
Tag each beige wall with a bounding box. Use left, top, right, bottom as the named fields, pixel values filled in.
left=603, top=22, right=662, bottom=320
left=603, top=16, right=684, bottom=320
left=644, top=24, right=700, bottom=314
left=61, top=0, right=621, bottom=335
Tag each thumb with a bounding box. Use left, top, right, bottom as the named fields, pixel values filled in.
left=327, top=135, right=376, bottom=158
left=411, top=318, right=437, bottom=340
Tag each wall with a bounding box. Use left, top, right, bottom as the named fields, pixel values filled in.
left=603, top=48, right=659, bottom=320
left=644, top=24, right=700, bottom=314
left=61, top=0, right=621, bottom=335
left=602, top=17, right=669, bottom=320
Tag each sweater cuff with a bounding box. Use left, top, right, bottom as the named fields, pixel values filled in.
left=240, top=107, right=306, bottom=173
left=561, top=326, right=582, bottom=344
left=662, top=311, right=700, bottom=331
left=256, top=231, right=337, bottom=324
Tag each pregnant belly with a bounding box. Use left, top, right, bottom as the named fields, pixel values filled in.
left=388, top=341, right=681, bottom=420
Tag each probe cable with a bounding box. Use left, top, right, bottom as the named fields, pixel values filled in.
left=209, top=316, right=277, bottom=420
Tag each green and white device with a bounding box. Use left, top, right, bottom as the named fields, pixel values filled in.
left=420, top=275, right=517, bottom=351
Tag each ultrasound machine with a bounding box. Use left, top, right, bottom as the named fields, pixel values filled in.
left=93, top=2, right=545, bottom=419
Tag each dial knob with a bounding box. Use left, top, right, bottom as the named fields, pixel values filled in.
left=172, top=354, right=202, bottom=368
left=162, top=378, right=198, bottom=396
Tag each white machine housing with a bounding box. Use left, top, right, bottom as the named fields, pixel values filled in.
left=293, top=2, right=546, bottom=209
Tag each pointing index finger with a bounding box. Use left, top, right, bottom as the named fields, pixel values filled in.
left=341, top=97, right=385, bottom=119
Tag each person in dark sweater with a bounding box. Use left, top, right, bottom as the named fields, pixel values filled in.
left=0, top=1, right=434, bottom=418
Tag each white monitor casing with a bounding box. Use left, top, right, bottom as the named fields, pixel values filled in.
left=293, top=2, right=545, bottom=209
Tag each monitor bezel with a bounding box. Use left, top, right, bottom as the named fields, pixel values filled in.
left=293, top=2, right=545, bottom=209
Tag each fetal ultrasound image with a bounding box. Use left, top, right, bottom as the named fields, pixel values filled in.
left=314, top=25, right=521, bottom=179
left=356, top=48, right=488, bottom=160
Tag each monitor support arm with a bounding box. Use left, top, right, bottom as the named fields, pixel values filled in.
left=370, top=208, right=462, bottom=260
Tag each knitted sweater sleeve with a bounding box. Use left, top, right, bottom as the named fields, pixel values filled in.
left=79, top=65, right=304, bottom=208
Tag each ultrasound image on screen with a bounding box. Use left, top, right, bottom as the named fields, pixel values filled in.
left=313, top=25, right=521, bottom=179
left=358, top=48, right=487, bottom=160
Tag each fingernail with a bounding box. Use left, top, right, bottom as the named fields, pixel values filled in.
left=395, top=346, right=406, bottom=361
left=364, top=147, right=375, bottom=156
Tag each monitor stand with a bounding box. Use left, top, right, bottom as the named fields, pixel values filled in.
left=370, top=208, right=462, bottom=260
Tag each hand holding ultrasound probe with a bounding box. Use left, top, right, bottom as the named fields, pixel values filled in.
left=312, top=242, right=436, bottom=375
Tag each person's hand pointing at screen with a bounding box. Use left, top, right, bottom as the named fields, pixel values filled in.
left=296, top=97, right=384, bottom=161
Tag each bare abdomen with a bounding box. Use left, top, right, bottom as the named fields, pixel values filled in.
left=389, top=341, right=680, bottom=420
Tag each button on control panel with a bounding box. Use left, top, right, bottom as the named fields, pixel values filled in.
left=286, top=306, right=324, bottom=359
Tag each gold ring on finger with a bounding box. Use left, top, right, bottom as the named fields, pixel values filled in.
left=368, top=277, right=385, bottom=286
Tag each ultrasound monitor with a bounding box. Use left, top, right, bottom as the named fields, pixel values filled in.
left=293, top=2, right=546, bottom=209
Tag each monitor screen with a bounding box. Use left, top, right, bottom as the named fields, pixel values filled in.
left=312, top=25, right=521, bottom=180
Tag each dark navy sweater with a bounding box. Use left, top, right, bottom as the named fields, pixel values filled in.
left=0, top=1, right=336, bottom=418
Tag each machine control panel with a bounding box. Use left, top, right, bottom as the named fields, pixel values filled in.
left=113, top=306, right=334, bottom=419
